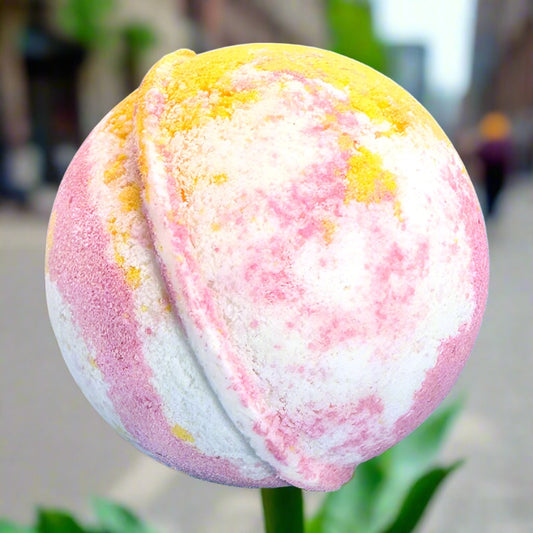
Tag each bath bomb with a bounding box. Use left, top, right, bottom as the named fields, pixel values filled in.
left=45, top=43, right=489, bottom=491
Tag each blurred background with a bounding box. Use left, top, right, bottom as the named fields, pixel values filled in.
left=1, top=0, right=532, bottom=531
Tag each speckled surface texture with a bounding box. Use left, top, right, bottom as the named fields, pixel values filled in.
left=45, top=43, right=489, bottom=491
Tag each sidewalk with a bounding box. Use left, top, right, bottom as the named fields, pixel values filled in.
left=1, top=177, right=532, bottom=532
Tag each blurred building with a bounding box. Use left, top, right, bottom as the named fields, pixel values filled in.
left=464, top=0, right=533, bottom=168
left=385, top=44, right=427, bottom=104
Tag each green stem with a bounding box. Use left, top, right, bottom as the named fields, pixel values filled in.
left=261, top=486, right=305, bottom=533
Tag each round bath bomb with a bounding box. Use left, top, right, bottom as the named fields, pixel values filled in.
left=45, top=43, right=488, bottom=491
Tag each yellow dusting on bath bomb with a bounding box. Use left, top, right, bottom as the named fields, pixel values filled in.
left=321, top=219, right=336, bottom=244
left=211, top=173, right=228, bottom=184
left=138, top=44, right=450, bottom=149
left=114, top=250, right=125, bottom=267
left=146, top=48, right=259, bottom=133
left=45, top=209, right=57, bottom=272
left=338, top=133, right=354, bottom=152
left=135, top=44, right=451, bottom=209
left=393, top=199, right=404, bottom=222
left=108, top=214, right=141, bottom=288
left=251, top=44, right=418, bottom=136
left=345, top=146, right=397, bottom=204
left=172, top=424, right=195, bottom=443
left=105, top=93, right=136, bottom=141
left=126, top=266, right=141, bottom=288
left=118, top=183, right=142, bottom=212
left=103, top=154, right=127, bottom=185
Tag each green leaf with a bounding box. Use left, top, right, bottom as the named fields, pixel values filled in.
left=381, top=462, right=463, bottom=533
left=366, top=398, right=463, bottom=530
left=307, top=457, right=386, bottom=533
left=91, top=498, right=155, bottom=533
left=36, top=510, right=87, bottom=533
left=386, top=398, right=463, bottom=476
left=308, top=399, right=463, bottom=533
left=0, top=519, right=35, bottom=533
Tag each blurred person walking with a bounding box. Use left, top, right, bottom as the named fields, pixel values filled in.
left=477, top=111, right=513, bottom=219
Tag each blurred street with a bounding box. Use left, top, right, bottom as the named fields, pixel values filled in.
left=1, top=174, right=532, bottom=533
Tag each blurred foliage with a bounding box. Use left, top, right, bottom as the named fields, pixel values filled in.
left=55, top=0, right=115, bottom=49
left=307, top=399, right=463, bottom=533
left=121, top=24, right=157, bottom=57
left=0, top=499, right=158, bottom=533
left=326, top=0, right=388, bottom=74
left=55, top=0, right=156, bottom=54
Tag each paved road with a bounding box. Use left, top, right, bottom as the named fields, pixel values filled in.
left=1, top=177, right=532, bottom=532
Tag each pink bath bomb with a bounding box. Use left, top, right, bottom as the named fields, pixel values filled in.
left=45, top=44, right=489, bottom=491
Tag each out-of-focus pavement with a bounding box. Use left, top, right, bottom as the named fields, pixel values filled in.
left=1, top=177, right=532, bottom=532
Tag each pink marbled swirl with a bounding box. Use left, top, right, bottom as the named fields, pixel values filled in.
left=45, top=44, right=489, bottom=491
